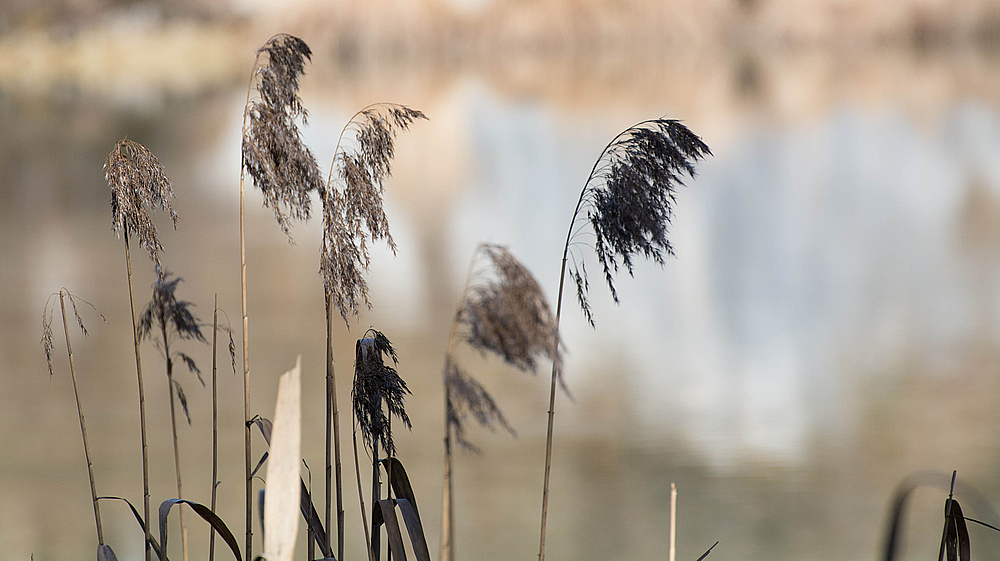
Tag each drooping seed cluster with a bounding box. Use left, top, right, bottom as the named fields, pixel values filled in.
left=352, top=330, right=411, bottom=456
left=242, top=34, right=323, bottom=239
left=105, top=139, right=177, bottom=269
left=321, top=104, right=427, bottom=324
left=574, top=119, right=711, bottom=325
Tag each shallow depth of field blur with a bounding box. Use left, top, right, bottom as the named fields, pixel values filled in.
left=4, top=0, right=1000, bottom=559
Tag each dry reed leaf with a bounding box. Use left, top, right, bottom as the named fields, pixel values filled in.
left=243, top=34, right=323, bottom=240
left=95, top=496, right=164, bottom=559
left=105, top=138, right=177, bottom=269
left=263, top=356, right=302, bottom=561
left=695, top=541, right=719, bottom=561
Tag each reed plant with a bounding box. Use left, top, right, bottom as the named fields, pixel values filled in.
left=320, top=102, right=425, bottom=561
left=105, top=137, right=178, bottom=561
left=239, top=33, right=323, bottom=560
left=137, top=270, right=208, bottom=561
left=42, top=289, right=110, bottom=558
left=439, top=243, right=560, bottom=561
left=537, top=119, right=710, bottom=561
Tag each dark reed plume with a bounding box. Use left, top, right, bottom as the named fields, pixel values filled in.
left=106, top=137, right=178, bottom=561
left=439, top=243, right=561, bottom=561
left=351, top=329, right=411, bottom=559
left=537, top=119, right=710, bottom=561
left=41, top=289, right=108, bottom=549
left=319, top=101, right=425, bottom=561
left=138, top=269, right=208, bottom=561
left=238, top=33, right=321, bottom=561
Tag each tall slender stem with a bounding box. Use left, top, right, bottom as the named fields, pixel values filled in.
left=240, top=56, right=257, bottom=561
left=209, top=294, right=219, bottom=561
left=162, top=321, right=189, bottom=561
left=353, top=427, right=373, bottom=561
left=124, top=235, right=152, bottom=561
left=59, top=290, right=104, bottom=546
left=440, top=245, right=479, bottom=561
left=669, top=482, right=676, bottom=561
left=325, top=295, right=345, bottom=560
left=539, top=181, right=591, bottom=561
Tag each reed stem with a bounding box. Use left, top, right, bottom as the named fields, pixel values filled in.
left=161, top=320, right=189, bottom=561
left=670, top=483, right=676, bottom=561
left=209, top=294, right=219, bottom=561
left=240, top=54, right=257, bottom=561
left=59, top=290, right=104, bottom=546
left=353, top=427, right=374, bottom=561
left=124, top=235, right=152, bottom=561
left=326, top=295, right=344, bottom=559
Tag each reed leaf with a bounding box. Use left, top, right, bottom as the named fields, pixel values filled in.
left=106, top=138, right=177, bottom=269
left=263, top=357, right=302, bottom=561
left=97, top=544, right=119, bottom=561
left=242, top=34, right=323, bottom=239
left=353, top=330, right=410, bottom=456
left=695, top=541, right=719, bottom=561
left=158, top=498, right=243, bottom=561
left=96, top=496, right=164, bottom=559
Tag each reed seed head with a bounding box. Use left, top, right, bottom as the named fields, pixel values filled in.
left=321, top=104, right=427, bottom=324
left=105, top=139, right=177, bottom=269
left=242, top=34, right=323, bottom=240
left=41, top=290, right=106, bottom=377
left=573, top=119, right=711, bottom=325
left=446, top=244, right=563, bottom=451
left=352, top=329, right=411, bottom=456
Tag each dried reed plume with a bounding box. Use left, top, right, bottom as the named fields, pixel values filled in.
left=107, top=139, right=177, bottom=270
left=239, top=33, right=321, bottom=560
left=538, top=119, right=710, bottom=561
left=321, top=103, right=427, bottom=323
left=41, top=289, right=108, bottom=553
left=243, top=34, right=323, bottom=239
left=319, top=102, right=424, bottom=560
left=138, top=270, right=208, bottom=561
left=106, top=137, right=177, bottom=561
left=440, top=244, right=561, bottom=561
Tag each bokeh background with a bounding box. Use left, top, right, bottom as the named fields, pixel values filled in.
left=4, top=0, right=1000, bottom=559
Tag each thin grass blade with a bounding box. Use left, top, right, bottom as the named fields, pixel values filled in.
left=695, top=541, right=719, bottom=561
left=96, top=496, right=164, bottom=559
left=158, top=498, right=243, bottom=561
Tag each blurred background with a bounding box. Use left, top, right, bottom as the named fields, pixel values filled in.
left=4, top=0, right=1000, bottom=559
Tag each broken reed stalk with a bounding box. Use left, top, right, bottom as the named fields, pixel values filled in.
left=670, top=482, right=676, bottom=561
left=52, top=289, right=105, bottom=545
left=536, top=120, right=710, bottom=561
left=210, top=294, right=219, bottom=561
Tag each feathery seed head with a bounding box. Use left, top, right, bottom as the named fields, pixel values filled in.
left=352, top=329, right=411, bottom=456
left=242, top=34, right=323, bottom=239
left=105, top=138, right=177, bottom=269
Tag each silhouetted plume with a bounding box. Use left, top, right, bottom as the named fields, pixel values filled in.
left=571, top=119, right=710, bottom=325
left=321, top=104, right=427, bottom=323
left=447, top=244, right=562, bottom=451
left=105, top=139, right=177, bottom=269
left=243, top=34, right=323, bottom=239
left=138, top=271, right=208, bottom=423
left=41, top=290, right=106, bottom=377
left=352, top=329, right=411, bottom=456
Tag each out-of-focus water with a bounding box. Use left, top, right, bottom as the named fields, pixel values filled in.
left=4, top=24, right=1000, bottom=561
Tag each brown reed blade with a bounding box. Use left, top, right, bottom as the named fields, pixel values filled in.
left=97, top=544, right=118, bottom=561
left=158, top=498, right=244, bottom=561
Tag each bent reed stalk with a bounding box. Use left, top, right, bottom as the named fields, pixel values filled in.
left=537, top=119, right=710, bottom=561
